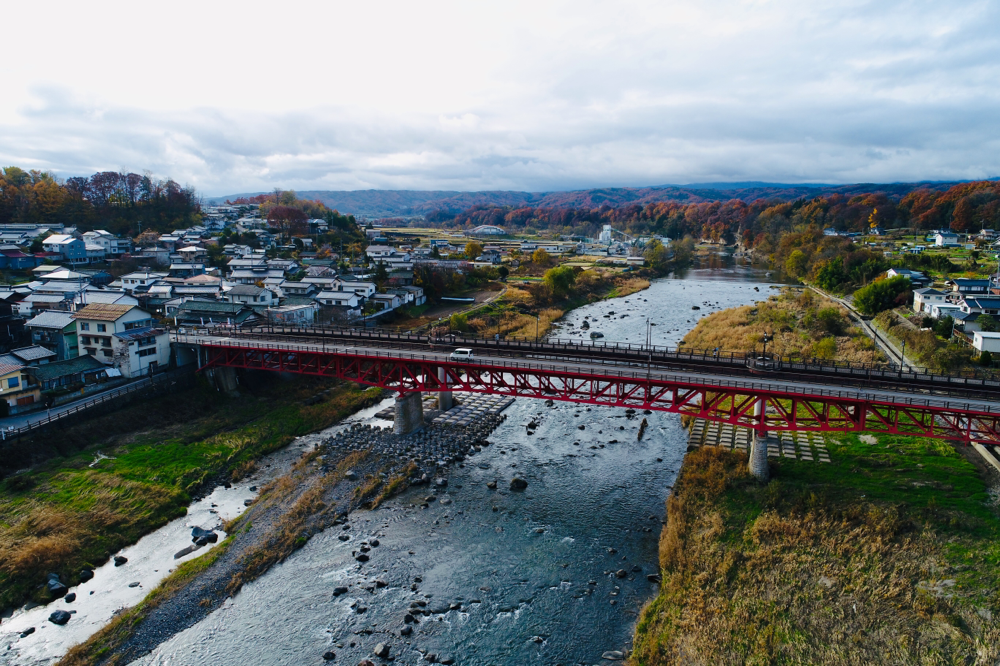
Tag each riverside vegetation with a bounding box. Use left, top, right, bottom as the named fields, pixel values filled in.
left=0, top=375, right=383, bottom=613
left=630, top=438, right=1000, bottom=665
left=449, top=268, right=650, bottom=340
left=681, top=288, right=882, bottom=364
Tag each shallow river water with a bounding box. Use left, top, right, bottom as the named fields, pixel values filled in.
left=4, top=266, right=779, bottom=665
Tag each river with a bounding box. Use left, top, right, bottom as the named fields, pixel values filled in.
left=3, top=264, right=779, bottom=665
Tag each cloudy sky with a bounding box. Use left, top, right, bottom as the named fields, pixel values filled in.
left=3, top=0, right=999, bottom=196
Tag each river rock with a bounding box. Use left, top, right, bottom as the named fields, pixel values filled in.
left=113, top=555, right=128, bottom=566
left=191, top=526, right=218, bottom=544
left=375, top=579, right=388, bottom=588
left=358, top=660, right=375, bottom=666
left=434, top=477, right=448, bottom=488
left=322, top=651, right=336, bottom=661
left=48, top=610, right=71, bottom=625
left=332, top=586, right=349, bottom=596
left=440, top=658, right=455, bottom=665
left=602, top=650, right=625, bottom=660
left=370, top=539, right=380, bottom=547
left=338, top=534, right=351, bottom=541
left=509, top=477, right=528, bottom=491
left=344, top=469, right=359, bottom=481
left=20, top=627, right=35, bottom=637
left=356, top=553, right=370, bottom=562
left=79, top=569, right=94, bottom=583
left=400, top=625, right=413, bottom=636
left=374, top=642, right=391, bottom=658
left=647, top=573, right=662, bottom=583
left=46, top=574, right=68, bottom=599
left=615, top=569, right=628, bottom=578
left=64, top=592, right=76, bottom=603
left=486, top=481, right=497, bottom=489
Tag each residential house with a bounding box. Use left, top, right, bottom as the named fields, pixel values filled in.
left=912, top=288, right=947, bottom=314
left=265, top=303, right=318, bottom=324
left=225, top=284, right=276, bottom=306
left=139, top=247, right=171, bottom=266
left=973, top=331, right=1000, bottom=354
left=112, top=326, right=170, bottom=378
left=71, top=304, right=157, bottom=366
left=174, top=300, right=259, bottom=326
left=315, top=290, right=362, bottom=309
left=43, top=234, right=88, bottom=264
left=934, top=232, right=960, bottom=247
left=27, top=355, right=108, bottom=391
left=948, top=278, right=991, bottom=297
left=82, top=230, right=131, bottom=256
left=1, top=345, right=56, bottom=366
left=168, top=263, right=207, bottom=278
left=330, top=278, right=377, bottom=298
left=279, top=281, right=319, bottom=298
left=370, top=293, right=402, bottom=312
left=929, top=303, right=963, bottom=320
left=0, top=247, right=41, bottom=270
left=25, top=311, right=78, bottom=360
left=366, top=245, right=396, bottom=259
left=0, top=361, right=40, bottom=414
left=958, top=297, right=1000, bottom=316
left=176, top=246, right=207, bottom=262
left=85, top=243, right=106, bottom=263
left=120, top=271, right=169, bottom=294
left=886, top=268, right=930, bottom=287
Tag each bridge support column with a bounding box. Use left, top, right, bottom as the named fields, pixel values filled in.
left=206, top=366, right=239, bottom=395
left=394, top=392, right=424, bottom=435
left=749, top=398, right=770, bottom=482
left=437, top=367, right=453, bottom=412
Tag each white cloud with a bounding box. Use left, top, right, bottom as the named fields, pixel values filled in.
left=2, top=0, right=999, bottom=195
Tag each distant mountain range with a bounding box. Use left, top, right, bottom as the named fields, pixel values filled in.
left=209, top=181, right=973, bottom=218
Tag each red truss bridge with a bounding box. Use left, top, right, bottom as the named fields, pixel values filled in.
left=176, top=332, right=1000, bottom=445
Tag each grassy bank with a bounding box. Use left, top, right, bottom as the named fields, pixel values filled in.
left=0, top=376, right=384, bottom=612
left=631, top=438, right=1000, bottom=665
left=682, top=288, right=883, bottom=363
left=465, top=273, right=650, bottom=339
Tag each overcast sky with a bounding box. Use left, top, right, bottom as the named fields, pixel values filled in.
left=3, top=0, right=999, bottom=196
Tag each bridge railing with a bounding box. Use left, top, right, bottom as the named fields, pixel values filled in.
left=218, top=324, right=1000, bottom=394
left=174, top=333, right=1000, bottom=415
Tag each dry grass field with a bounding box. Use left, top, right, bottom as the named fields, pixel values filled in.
left=631, top=439, right=1000, bottom=665
left=682, top=289, right=884, bottom=364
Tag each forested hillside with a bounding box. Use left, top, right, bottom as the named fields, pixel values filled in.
left=214, top=180, right=970, bottom=218
left=0, top=167, right=201, bottom=235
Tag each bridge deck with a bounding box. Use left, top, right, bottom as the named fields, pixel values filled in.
left=177, top=333, right=1000, bottom=444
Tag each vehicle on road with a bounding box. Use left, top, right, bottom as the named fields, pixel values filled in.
left=449, top=348, right=475, bottom=361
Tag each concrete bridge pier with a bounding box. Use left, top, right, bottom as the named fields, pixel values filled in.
left=437, top=367, right=453, bottom=412
left=749, top=398, right=770, bottom=482
left=206, top=366, right=239, bottom=395
left=394, top=392, right=425, bottom=435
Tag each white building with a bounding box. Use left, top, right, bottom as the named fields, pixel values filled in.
left=71, top=304, right=170, bottom=376
left=934, top=232, right=959, bottom=246
left=912, top=288, right=947, bottom=314
left=973, top=331, right=1000, bottom=354
left=82, top=230, right=131, bottom=256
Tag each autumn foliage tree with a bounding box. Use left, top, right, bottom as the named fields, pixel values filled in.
left=267, top=205, right=308, bottom=239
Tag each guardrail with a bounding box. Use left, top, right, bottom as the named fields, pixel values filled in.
left=217, top=324, right=1000, bottom=394
left=0, top=368, right=191, bottom=441
left=175, top=333, right=1000, bottom=415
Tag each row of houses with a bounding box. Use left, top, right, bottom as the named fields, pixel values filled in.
left=0, top=302, right=171, bottom=414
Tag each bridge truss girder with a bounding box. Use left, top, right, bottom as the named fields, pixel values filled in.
left=202, top=346, right=1000, bottom=444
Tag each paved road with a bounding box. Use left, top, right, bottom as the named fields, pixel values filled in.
left=181, top=334, right=1000, bottom=414
left=0, top=383, right=131, bottom=431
